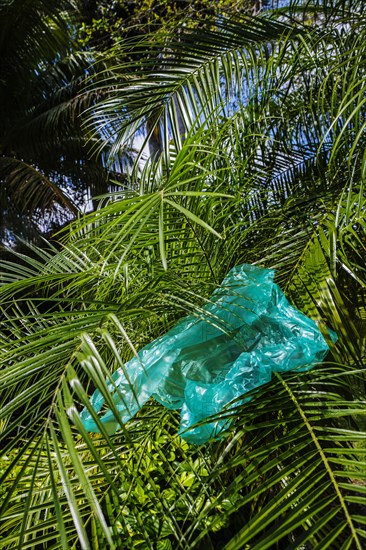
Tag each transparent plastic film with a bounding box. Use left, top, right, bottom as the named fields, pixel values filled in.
left=81, top=264, right=336, bottom=444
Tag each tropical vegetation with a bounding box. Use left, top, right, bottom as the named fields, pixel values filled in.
left=0, top=0, right=125, bottom=246
left=1, top=0, right=366, bottom=548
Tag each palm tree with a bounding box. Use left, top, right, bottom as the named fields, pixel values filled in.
left=1, top=1, right=366, bottom=548
left=0, top=0, right=126, bottom=247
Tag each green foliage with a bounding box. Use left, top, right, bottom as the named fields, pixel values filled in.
left=0, top=1, right=125, bottom=245
left=1, top=1, right=366, bottom=548
left=77, top=0, right=257, bottom=50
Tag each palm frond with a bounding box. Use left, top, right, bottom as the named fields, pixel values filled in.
left=1, top=3, right=366, bottom=549
left=0, top=157, right=78, bottom=217
left=85, top=16, right=301, bottom=164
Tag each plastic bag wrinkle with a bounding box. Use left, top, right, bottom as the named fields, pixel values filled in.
left=81, top=264, right=335, bottom=444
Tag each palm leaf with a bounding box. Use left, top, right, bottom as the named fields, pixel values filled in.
left=2, top=3, right=366, bottom=549
left=85, top=16, right=301, bottom=164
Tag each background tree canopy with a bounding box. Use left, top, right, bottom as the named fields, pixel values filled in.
left=1, top=0, right=366, bottom=549
left=0, top=0, right=258, bottom=248
left=0, top=0, right=128, bottom=247
left=77, top=0, right=259, bottom=49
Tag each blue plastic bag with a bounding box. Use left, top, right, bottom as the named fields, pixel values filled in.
left=81, top=264, right=334, bottom=444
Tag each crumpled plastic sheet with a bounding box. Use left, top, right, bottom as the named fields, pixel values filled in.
left=80, top=264, right=335, bottom=444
